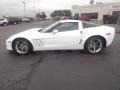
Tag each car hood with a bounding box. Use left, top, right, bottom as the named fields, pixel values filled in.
left=7, top=28, right=45, bottom=41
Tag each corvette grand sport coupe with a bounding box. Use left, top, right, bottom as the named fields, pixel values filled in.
left=6, top=20, right=115, bottom=55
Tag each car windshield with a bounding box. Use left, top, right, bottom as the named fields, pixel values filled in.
left=40, top=21, right=60, bottom=33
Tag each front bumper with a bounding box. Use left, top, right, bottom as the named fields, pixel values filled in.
left=6, top=40, right=13, bottom=50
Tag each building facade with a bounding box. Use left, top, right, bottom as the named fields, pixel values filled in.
left=72, top=2, right=120, bottom=21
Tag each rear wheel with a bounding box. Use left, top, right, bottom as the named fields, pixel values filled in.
left=12, top=39, right=33, bottom=55
left=85, top=37, right=104, bottom=54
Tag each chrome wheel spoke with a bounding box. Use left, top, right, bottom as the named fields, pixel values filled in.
left=93, top=46, right=96, bottom=53
left=23, top=45, right=28, bottom=51
left=21, top=48, right=24, bottom=53
left=89, top=43, right=94, bottom=49
left=90, top=41, right=94, bottom=44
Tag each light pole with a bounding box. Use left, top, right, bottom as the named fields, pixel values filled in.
left=33, top=6, right=36, bottom=19
left=22, top=1, right=26, bottom=17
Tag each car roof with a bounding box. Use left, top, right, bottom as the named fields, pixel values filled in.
left=59, top=20, right=81, bottom=23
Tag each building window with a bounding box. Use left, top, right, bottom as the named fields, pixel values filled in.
left=81, top=13, right=98, bottom=19
left=56, top=22, right=79, bottom=32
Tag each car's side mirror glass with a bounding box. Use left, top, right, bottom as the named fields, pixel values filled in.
left=52, top=29, right=58, bottom=34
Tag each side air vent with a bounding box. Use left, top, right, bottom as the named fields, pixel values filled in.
left=33, top=39, right=43, bottom=48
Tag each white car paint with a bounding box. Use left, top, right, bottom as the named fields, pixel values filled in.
left=81, top=25, right=115, bottom=49
left=6, top=20, right=115, bottom=53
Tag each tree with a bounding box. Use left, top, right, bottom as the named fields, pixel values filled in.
left=51, top=10, right=71, bottom=17
left=63, top=10, right=71, bottom=16
left=36, top=12, right=47, bottom=21
left=41, top=12, right=47, bottom=19
left=90, top=0, right=94, bottom=5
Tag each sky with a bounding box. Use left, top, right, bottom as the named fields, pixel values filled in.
left=0, top=0, right=120, bottom=17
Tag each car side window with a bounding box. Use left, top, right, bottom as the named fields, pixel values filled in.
left=55, top=22, right=79, bottom=32
left=82, top=22, right=99, bottom=29
left=82, top=22, right=92, bottom=28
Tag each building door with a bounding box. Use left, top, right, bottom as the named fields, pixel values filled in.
left=112, top=11, right=120, bottom=18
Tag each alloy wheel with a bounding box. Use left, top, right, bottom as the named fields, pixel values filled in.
left=15, top=40, right=29, bottom=54
left=88, top=39, right=102, bottom=54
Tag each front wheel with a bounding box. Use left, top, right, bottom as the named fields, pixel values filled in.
left=12, top=39, right=33, bottom=55
left=85, top=37, right=104, bottom=54
left=3, top=22, right=7, bottom=26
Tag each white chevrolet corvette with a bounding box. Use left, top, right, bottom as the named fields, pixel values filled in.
left=6, top=20, right=115, bottom=55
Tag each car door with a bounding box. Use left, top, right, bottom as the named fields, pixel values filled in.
left=42, top=22, right=82, bottom=50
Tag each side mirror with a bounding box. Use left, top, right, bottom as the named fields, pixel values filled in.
left=38, top=28, right=43, bottom=32
left=52, top=29, right=58, bottom=34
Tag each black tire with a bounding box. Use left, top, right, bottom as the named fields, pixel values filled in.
left=84, top=37, right=104, bottom=54
left=12, top=38, right=33, bottom=55
left=3, top=22, right=7, bottom=26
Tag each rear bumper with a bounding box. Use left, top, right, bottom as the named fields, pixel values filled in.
left=106, top=29, right=115, bottom=47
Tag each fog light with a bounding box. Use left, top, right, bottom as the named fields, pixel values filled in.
left=7, top=41, right=12, bottom=43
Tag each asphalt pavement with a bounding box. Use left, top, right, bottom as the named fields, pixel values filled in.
left=0, top=20, right=120, bottom=90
